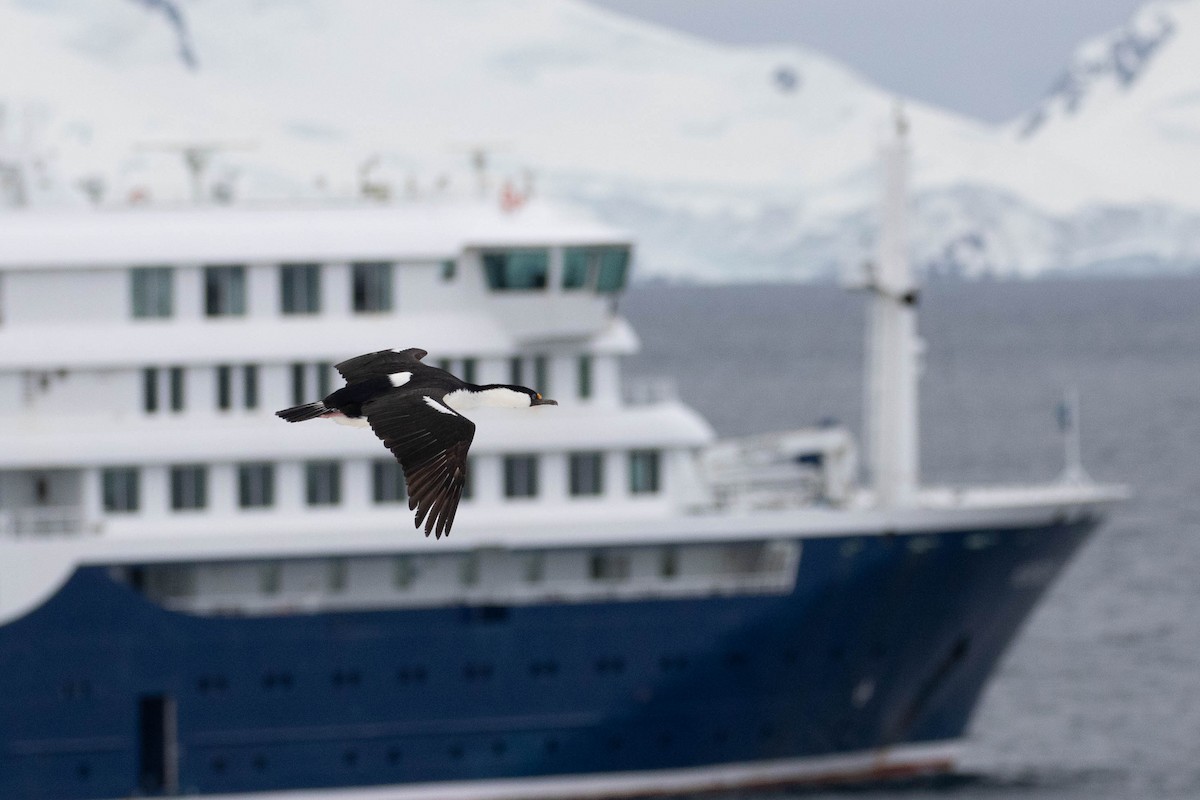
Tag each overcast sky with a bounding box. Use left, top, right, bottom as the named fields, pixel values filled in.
left=582, top=0, right=1146, bottom=123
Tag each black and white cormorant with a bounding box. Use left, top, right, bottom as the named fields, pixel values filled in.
left=276, top=347, right=556, bottom=538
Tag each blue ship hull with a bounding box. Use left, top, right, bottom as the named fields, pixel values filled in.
left=0, top=520, right=1094, bottom=799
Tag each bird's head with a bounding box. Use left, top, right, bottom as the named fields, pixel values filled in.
left=526, top=388, right=558, bottom=406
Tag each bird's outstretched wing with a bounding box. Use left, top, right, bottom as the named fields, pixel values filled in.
left=363, top=390, right=474, bottom=538
left=335, top=348, right=428, bottom=383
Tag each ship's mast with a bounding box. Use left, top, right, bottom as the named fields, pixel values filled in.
left=864, top=109, right=921, bottom=508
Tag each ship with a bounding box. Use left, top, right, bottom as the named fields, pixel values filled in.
left=0, top=125, right=1125, bottom=799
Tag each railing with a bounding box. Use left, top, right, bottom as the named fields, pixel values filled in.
left=0, top=505, right=89, bottom=537
left=701, top=427, right=859, bottom=511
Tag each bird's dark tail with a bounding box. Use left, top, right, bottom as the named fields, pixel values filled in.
left=276, top=402, right=328, bottom=423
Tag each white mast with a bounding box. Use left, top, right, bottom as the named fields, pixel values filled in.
left=864, top=108, right=921, bottom=508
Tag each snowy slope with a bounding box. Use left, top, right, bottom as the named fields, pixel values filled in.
left=1015, top=0, right=1200, bottom=210
left=1, top=0, right=1198, bottom=280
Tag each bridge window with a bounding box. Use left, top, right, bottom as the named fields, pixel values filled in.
left=131, top=267, right=173, bottom=318
left=596, top=248, right=630, bottom=292
left=562, top=246, right=630, bottom=293
left=280, top=263, right=321, bottom=315
left=483, top=249, right=549, bottom=290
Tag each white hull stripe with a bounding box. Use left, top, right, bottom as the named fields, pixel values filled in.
left=192, top=740, right=962, bottom=800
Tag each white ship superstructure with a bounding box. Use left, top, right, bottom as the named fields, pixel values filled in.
left=0, top=133, right=1126, bottom=800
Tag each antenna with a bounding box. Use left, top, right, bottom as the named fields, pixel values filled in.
left=136, top=141, right=255, bottom=204
left=448, top=142, right=512, bottom=199
left=1058, top=387, right=1090, bottom=485
left=862, top=104, right=921, bottom=508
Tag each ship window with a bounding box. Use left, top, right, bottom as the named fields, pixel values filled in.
left=243, top=365, right=259, bottom=409
left=503, top=455, right=539, bottom=498
left=316, top=362, right=332, bottom=397
left=216, top=365, right=232, bottom=410
left=102, top=467, right=139, bottom=513
left=131, top=267, right=173, bottom=318
left=589, top=551, right=630, bottom=582
left=168, top=366, right=185, bottom=412
left=305, top=461, right=341, bottom=506
left=290, top=363, right=306, bottom=405
left=660, top=546, right=679, bottom=578
left=396, top=664, right=427, bottom=685
left=533, top=354, right=549, bottom=394
left=462, top=458, right=475, bottom=500
left=523, top=552, right=545, bottom=583
left=509, top=356, right=523, bottom=385
left=169, top=465, right=207, bottom=511
left=562, top=246, right=630, bottom=292
left=259, top=563, right=282, bottom=594
left=577, top=355, right=593, bottom=399
left=352, top=262, right=393, bottom=312
left=372, top=459, right=407, bottom=504
left=461, top=358, right=477, bottom=384
left=142, top=368, right=159, bottom=413
left=328, top=558, right=348, bottom=593
left=482, top=249, right=549, bottom=290
left=569, top=451, right=604, bottom=496
left=441, top=259, right=456, bottom=281
left=203, top=265, right=246, bottom=317
left=562, top=248, right=591, bottom=290
left=463, top=662, right=493, bottom=681
left=595, top=247, right=630, bottom=292
left=594, top=656, right=625, bottom=674
left=280, top=263, right=321, bottom=315
left=460, top=552, right=480, bottom=586
left=629, top=449, right=661, bottom=494
left=238, top=463, right=275, bottom=508
left=392, top=556, right=418, bottom=590
left=529, top=659, right=558, bottom=677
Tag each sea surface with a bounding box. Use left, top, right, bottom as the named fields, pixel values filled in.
left=620, top=276, right=1200, bottom=800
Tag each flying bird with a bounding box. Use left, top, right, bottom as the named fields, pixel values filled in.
left=276, top=347, right=556, bottom=538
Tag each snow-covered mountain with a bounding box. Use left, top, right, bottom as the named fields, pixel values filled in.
left=1, top=0, right=1198, bottom=280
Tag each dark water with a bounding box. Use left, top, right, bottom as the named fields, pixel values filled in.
left=621, top=276, right=1200, bottom=800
